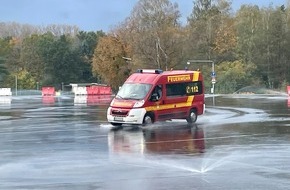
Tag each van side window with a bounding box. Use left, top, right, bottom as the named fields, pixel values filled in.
left=166, top=83, right=186, bottom=96
left=166, top=81, right=202, bottom=97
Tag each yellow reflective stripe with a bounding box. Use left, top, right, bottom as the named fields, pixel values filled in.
left=193, top=72, right=199, bottom=81
left=186, top=96, right=194, bottom=106
left=145, top=104, right=174, bottom=111
left=145, top=96, right=195, bottom=112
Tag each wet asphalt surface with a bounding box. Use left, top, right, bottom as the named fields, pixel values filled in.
left=0, top=94, right=290, bottom=190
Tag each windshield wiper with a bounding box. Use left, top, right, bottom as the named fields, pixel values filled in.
left=116, top=94, right=124, bottom=99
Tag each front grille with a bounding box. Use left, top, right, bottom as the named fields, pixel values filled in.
left=111, top=109, right=129, bottom=116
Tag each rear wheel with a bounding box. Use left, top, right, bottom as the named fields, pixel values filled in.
left=186, top=109, right=197, bottom=124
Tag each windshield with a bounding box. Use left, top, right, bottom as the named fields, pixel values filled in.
left=117, top=83, right=152, bottom=100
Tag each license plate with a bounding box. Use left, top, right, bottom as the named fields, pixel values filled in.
left=114, top=117, right=124, bottom=121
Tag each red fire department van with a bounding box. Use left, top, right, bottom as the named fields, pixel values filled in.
left=107, top=69, right=205, bottom=126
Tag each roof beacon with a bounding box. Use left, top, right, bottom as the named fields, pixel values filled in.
left=136, top=69, right=163, bottom=74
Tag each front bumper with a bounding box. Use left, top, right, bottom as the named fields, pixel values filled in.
left=107, top=107, right=146, bottom=125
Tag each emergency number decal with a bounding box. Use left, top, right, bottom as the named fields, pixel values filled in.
left=186, top=85, right=199, bottom=94
left=167, top=75, right=191, bottom=83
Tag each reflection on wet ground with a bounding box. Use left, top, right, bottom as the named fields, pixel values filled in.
left=0, top=94, right=290, bottom=189
left=108, top=124, right=205, bottom=155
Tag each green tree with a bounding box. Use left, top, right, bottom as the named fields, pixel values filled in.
left=76, top=30, right=105, bottom=82
left=0, top=37, right=12, bottom=85
left=21, top=34, right=45, bottom=83
left=187, top=0, right=226, bottom=60
left=37, top=32, right=56, bottom=85
left=46, top=35, right=83, bottom=87
left=215, top=60, right=257, bottom=93
left=236, top=5, right=289, bottom=89
left=36, top=34, right=88, bottom=87
left=0, top=37, right=11, bottom=84
left=0, top=56, right=7, bottom=84
left=4, top=69, right=37, bottom=89
left=4, top=37, right=22, bottom=89
left=265, top=7, right=288, bottom=89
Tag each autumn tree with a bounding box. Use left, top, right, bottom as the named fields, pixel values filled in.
left=92, top=36, right=130, bottom=91
left=212, top=0, right=237, bottom=61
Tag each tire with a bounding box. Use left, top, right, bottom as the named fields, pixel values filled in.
left=186, top=109, right=197, bottom=124
left=111, top=122, right=122, bottom=127
left=110, top=123, right=123, bottom=131
left=143, top=113, right=154, bottom=126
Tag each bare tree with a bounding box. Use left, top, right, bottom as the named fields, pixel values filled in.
left=111, top=0, right=184, bottom=70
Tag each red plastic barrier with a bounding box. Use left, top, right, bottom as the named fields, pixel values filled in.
left=86, top=85, right=112, bottom=95
left=86, top=86, right=100, bottom=95
left=99, top=86, right=112, bottom=95
left=287, top=86, right=290, bottom=96
left=42, top=87, right=55, bottom=96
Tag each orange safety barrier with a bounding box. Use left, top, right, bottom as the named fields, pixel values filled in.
left=42, top=87, right=55, bottom=96
left=287, top=86, right=290, bottom=96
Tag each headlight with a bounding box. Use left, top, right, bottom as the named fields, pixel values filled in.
left=133, top=100, right=145, bottom=108
left=110, top=99, right=115, bottom=106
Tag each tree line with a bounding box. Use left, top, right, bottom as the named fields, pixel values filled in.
left=0, top=0, right=289, bottom=93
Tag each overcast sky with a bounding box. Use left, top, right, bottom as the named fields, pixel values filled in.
left=0, top=0, right=286, bottom=32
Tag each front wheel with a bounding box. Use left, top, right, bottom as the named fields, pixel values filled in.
left=111, top=122, right=122, bottom=127
left=186, top=109, right=197, bottom=124
left=110, top=122, right=123, bottom=131
left=143, top=114, right=154, bottom=126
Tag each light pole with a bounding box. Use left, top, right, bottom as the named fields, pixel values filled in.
left=15, top=74, right=17, bottom=96
left=187, top=60, right=216, bottom=94
left=156, top=37, right=168, bottom=71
